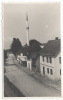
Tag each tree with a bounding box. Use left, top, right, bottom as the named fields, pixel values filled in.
left=10, top=38, right=22, bottom=55
left=29, top=39, right=42, bottom=53
left=4, top=50, right=7, bottom=65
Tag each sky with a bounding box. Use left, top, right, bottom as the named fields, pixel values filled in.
left=3, top=3, right=60, bottom=49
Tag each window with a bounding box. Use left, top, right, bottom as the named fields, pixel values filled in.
left=43, top=56, right=44, bottom=62
left=60, top=69, right=61, bottom=75
left=47, top=57, right=48, bottom=63
left=43, top=66, right=45, bottom=74
left=59, top=57, right=61, bottom=64
left=50, top=57, right=52, bottom=63
left=50, top=69, right=53, bottom=75
left=47, top=68, right=49, bottom=74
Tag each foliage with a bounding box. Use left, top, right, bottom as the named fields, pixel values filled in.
left=4, top=50, right=7, bottom=59
left=4, top=50, right=7, bottom=65
left=27, top=40, right=41, bottom=60
left=29, top=39, right=41, bottom=53
left=10, top=38, right=22, bottom=55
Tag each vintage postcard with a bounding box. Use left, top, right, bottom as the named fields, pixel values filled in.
left=3, top=2, right=61, bottom=97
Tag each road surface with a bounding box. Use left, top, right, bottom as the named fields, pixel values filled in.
left=4, top=54, right=61, bottom=97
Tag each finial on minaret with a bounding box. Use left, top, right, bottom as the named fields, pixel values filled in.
left=26, top=12, right=29, bottom=46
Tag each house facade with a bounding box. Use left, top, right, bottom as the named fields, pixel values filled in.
left=35, top=56, right=40, bottom=72
left=17, top=53, right=27, bottom=65
left=40, top=38, right=61, bottom=81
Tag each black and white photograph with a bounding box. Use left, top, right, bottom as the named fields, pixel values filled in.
left=3, top=2, right=61, bottom=97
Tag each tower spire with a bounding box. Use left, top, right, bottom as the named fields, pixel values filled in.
left=26, top=12, right=29, bottom=46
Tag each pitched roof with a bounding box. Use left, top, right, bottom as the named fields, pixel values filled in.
left=40, top=39, right=61, bottom=57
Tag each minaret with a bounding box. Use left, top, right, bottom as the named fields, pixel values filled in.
left=26, top=12, right=29, bottom=46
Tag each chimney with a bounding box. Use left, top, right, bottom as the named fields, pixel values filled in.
left=55, top=37, right=59, bottom=40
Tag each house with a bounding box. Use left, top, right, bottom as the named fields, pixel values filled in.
left=17, top=39, right=45, bottom=71
left=40, top=38, right=61, bottom=81
left=17, top=47, right=28, bottom=66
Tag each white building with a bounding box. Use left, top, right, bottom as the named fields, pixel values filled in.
left=17, top=53, right=27, bottom=63
left=40, top=38, right=61, bottom=81
left=27, top=59, right=32, bottom=70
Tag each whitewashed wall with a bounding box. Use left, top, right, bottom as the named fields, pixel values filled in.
left=40, top=56, right=55, bottom=80
left=54, top=53, right=61, bottom=80
left=40, top=53, right=61, bottom=80
left=40, top=56, right=54, bottom=67
left=27, top=60, right=32, bottom=70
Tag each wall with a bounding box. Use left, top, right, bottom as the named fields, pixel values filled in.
left=40, top=56, right=54, bottom=67
left=54, top=53, right=61, bottom=80
left=17, top=53, right=27, bottom=61
left=40, top=56, right=55, bottom=80
left=40, top=53, right=61, bottom=80
left=27, top=60, right=32, bottom=70
left=35, top=56, right=40, bottom=72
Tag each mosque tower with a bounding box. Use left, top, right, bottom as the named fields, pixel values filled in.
left=26, top=12, right=29, bottom=46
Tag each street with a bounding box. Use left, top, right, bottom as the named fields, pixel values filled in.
left=4, top=54, right=61, bottom=97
